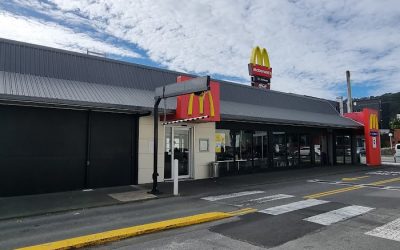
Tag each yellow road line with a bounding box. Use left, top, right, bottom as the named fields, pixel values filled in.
left=17, top=212, right=234, bottom=250
left=228, top=207, right=257, bottom=216
left=304, top=186, right=363, bottom=199
left=304, top=177, right=400, bottom=199
left=342, top=176, right=369, bottom=181
left=368, top=177, right=400, bottom=186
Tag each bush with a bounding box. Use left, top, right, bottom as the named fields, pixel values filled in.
left=389, top=118, right=400, bottom=129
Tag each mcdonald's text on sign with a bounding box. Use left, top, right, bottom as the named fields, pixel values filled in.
left=249, top=64, right=272, bottom=78
left=174, top=75, right=220, bottom=122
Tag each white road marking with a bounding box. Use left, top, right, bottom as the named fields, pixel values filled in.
left=304, top=205, right=374, bottom=225
left=201, top=191, right=265, bottom=201
left=365, top=218, right=400, bottom=242
left=247, top=194, right=294, bottom=204
left=258, top=199, right=329, bottom=215
left=366, top=171, right=400, bottom=176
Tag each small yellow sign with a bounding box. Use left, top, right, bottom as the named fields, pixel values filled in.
left=215, top=133, right=225, bottom=153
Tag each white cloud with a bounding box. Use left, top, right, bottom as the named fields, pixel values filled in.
left=2, top=0, right=400, bottom=99
left=0, top=11, right=140, bottom=58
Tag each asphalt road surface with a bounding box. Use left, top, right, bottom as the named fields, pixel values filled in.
left=1, top=165, right=400, bottom=250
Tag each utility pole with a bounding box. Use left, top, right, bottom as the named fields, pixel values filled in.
left=346, top=70, right=353, bottom=113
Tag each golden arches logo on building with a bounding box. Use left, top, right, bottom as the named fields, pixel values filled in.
left=369, top=114, right=379, bottom=130
left=250, top=46, right=270, bottom=68
left=187, top=91, right=215, bottom=117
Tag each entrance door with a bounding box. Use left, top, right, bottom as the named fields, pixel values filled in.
left=164, top=127, right=192, bottom=179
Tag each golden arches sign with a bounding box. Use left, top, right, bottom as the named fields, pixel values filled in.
left=369, top=114, right=379, bottom=130
left=250, top=46, right=270, bottom=68
left=187, top=91, right=215, bottom=117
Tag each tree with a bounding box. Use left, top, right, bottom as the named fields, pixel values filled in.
left=389, top=118, right=400, bottom=129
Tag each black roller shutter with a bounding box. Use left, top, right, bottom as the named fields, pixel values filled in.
left=0, top=106, right=138, bottom=196
left=0, top=105, right=87, bottom=196
left=87, top=111, right=135, bottom=188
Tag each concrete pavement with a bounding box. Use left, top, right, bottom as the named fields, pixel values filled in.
left=0, top=185, right=159, bottom=221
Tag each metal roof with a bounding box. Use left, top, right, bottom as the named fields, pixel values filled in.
left=0, top=38, right=180, bottom=90
left=0, top=70, right=158, bottom=112
left=0, top=38, right=361, bottom=128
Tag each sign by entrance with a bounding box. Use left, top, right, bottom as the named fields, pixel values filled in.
left=248, top=46, right=272, bottom=89
left=175, top=75, right=220, bottom=122
left=344, top=108, right=381, bottom=166
left=151, top=76, right=211, bottom=194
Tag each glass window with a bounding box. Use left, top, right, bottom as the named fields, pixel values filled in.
left=344, top=135, right=352, bottom=164
left=287, top=134, right=299, bottom=167
left=236, top=131, right=253, bottom=172
left=253, top=131, right=268, bottom=170
left=313, top=135, right=321, bottom=165
left=313, top=135, right=328, bottom=165
left=335, top=135, right=352, bottom=165
left=273, top=132, right=287, bottom=167
left=215, top=129, right=234, bottom=161
left=300, top=134, right=311, bottom=165
left=164, top=127, right=172, bottom=179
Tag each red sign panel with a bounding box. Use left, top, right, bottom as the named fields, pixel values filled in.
left=174, top=75, right=220, bottom=122
left=344, top=108, right=381, bottom=166
left=248, top=63, right=272, bottom=78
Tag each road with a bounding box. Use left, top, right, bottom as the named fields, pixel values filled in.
left=1, top=165, right=400, bottom=250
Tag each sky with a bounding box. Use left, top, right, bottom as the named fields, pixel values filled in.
left=1, top=0, right=400, bottom=100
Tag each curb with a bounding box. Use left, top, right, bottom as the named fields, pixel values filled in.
left=16, top=211, right=241, bottom=250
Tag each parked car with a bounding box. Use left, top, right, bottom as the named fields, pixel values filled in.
left=395, top=144, right=400, bottom=163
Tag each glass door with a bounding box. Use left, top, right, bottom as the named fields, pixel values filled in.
left=164, top=126, right=192, bottom=179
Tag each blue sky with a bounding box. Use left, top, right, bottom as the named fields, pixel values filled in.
left=1, top=0, right=400, bottom=100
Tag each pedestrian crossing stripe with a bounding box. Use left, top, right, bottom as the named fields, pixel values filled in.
left=258, top=199, right=329, bottom=215
left=247, top=194, right=294, bottom=204
left=304, top=205, right=374, bottom=225
left=365, top=218, right=400, bottom=242
left=201, top=191, right=265, bottom=201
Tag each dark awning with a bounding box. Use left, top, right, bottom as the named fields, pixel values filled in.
left=220, top=100, right=362, bottom=128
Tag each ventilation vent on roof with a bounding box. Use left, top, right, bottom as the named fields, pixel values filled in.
left=86, top=49, right=106, bottom=58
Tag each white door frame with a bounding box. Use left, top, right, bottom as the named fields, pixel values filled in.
left=166, top=125, right=194, bottom=179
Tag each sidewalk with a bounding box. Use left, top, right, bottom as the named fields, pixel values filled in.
left=0, top=164, right=394, bottom=221
left=0, top=185, right=158, bottom=220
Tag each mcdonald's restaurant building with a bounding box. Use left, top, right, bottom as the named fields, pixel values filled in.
left=0, top=39, right=375, bottom=197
